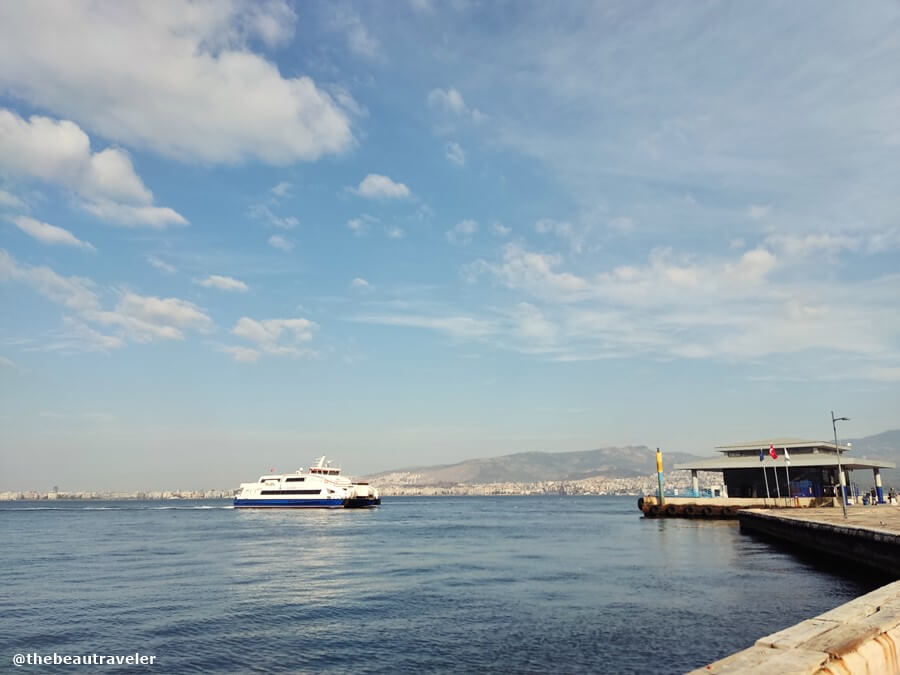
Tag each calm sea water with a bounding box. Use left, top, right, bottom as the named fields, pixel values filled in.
left=0, top=497, right=884, bottom=673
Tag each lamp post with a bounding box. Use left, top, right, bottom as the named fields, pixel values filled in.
left=832, top=411, right=849, bottom=519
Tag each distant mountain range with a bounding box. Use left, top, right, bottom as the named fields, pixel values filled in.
left=368, top=430, right=899, bottom=486
left=367, top=445, right=702, bottom=485
left=847, top=429, right=900, bottom=485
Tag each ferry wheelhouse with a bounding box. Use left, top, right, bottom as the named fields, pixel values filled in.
left=233, top=457, right=381, bottom=509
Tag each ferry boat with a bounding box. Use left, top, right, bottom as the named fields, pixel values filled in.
left=233, top=457, right=381, bottom=509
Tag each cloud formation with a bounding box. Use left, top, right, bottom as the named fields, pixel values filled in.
left=12, top=216, right=95, bottom=251
left=228, top=316, right=319, bottom=360
left=446, top=219, right=477, bottom=245
left=0, top=109, right=186, bottom=228
left=147, top=256, right=176, bottom=274
left=427, top=87, right=484, bottom=122
left=0, top=250, right=212, bottom=348
left=445, top=141, right=466, bottom=166
left=268, top=235, right=294, bottom=251
left=355, top=174, right=411, bottom=199
left=350, top=277, right=372, bottom=291
left=0, top=1, right=354, bottom=164
left=197, top=275, right=249, bottom=292
left=460, top=239, right=900, bottom=370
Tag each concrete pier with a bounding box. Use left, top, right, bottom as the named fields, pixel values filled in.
left=637, top=495, right=833, bottom=518
left=688, top=579, right=900, bottom=674
left=690, top=507, right=900, bottom=673
left=738, top=507, right=900, bottom=576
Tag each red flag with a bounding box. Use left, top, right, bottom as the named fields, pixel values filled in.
left=769, top=445, right=778, bottom=460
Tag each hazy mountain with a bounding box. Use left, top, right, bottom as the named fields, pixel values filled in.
left=367, top=430, right=899, bottom=486
left=367, top=446, right=702, bottom=485
left=847, top=429, right=900, bottom=486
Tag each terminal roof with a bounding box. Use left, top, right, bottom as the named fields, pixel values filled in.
left=714, top=439, right=851, bottom=453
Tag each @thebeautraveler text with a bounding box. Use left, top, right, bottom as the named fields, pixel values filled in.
left=13, top=652, right=157, bottom=667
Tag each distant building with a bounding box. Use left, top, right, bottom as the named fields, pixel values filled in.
left=674, top=438, right=895, bottom=503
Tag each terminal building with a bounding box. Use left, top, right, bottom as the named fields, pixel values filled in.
left=674, top=439, right=895, bottom=504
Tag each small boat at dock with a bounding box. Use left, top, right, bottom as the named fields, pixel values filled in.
left=233, top=457, right=381, bottom=509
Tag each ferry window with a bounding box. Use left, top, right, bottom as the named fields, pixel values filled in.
left=285, top=477, right=305, bottom=482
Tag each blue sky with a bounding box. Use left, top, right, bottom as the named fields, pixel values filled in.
left=1, top=1, right=898, bottom=490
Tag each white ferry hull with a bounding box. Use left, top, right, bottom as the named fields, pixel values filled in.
left=233, top=498, right=346, bottom=508
left=232, top=456, right=380, bottom=509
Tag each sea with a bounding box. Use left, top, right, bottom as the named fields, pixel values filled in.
left=0, top=496, right=886, bottom=674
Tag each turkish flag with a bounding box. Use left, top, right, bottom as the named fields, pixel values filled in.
left=769, top=445, right=778, bottom=460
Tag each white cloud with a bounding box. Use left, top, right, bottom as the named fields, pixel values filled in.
left=249, top=203, right=298, bottom=229
left=0, top=109, right=186, bottom=228
left=268, top=234, right=294, bottom=251
left=446, top=141, right=466, bottom=166
left=89, top=293, right=213, bottom=342
left=0, top=250, right=212, bottom=346
left=61, top=317, right=124, bottom=351
left=446, top=219, right=478, bottom=244
left=147, top=255, right=176, bottom=274
left=0, top=189, right=25, bottom=209
left=351, top=314, right=496, bottom=339
left=350, top=277, right=372, bottom=291
left=347, top=218, right=366, bottom=236
left=0, top=1, right=354, bottom=164
left=0, top=249, right=100, bottom=311
left=427, top=87, right=485, bottom=122
left=460, top=236, right=900, bottom=371
left=748, top=204, right=771, bottom=220
left=85, top=147, right=153, bottom=204
left=355, top=174, right=411, bottom=199
left=468, top=244, right=590, bottom=299
left=331, top=8, right=381, bottom=60
left=231, top=316, right=318, bottom=358
left=491, top=222, right=511, bottom=236
left=386, top=226, right=405, bottom=239
left=512, top=302, right=557, bottom=344
left=723, top=247, right=776, bottom=284
left=765, top=233, right=860, bottom=258
left=0, top=110, right=147, bottom=203
left=197, top=275, right=248, bottom=292
left=0, top=355, right=14, bottom=368
left=12, top=216, right=95, bottom=251
left=270, top=181, right=292, bottom=198
left=218, top=345, right=260, bottom=363
left=79, top=199, right=187, bottom=229
left=534, top=218, right=585, bottom=252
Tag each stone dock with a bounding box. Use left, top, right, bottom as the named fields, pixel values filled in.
left=739, top=507, right=900, bottom=577
left=637, top=496, right=833, bottom=518
left=691, top=506, right=900, bottom=674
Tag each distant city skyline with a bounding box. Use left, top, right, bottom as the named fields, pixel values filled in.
left=1, top=2, right=899, bottom=491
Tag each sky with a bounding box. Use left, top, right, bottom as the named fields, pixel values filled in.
left=1, top=0, right=899, bottom=491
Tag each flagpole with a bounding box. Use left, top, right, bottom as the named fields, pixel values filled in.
left=784, top=447, right=791, bottom=506
left=761, top=451, right=771, bottom=505
left=772, top=464, right=781, bottom=501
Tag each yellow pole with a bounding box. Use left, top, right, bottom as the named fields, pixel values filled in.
left=656, top=448, right=665, bottom=506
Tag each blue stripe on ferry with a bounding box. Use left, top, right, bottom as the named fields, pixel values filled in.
left=233, top=499, right=344, bottom=508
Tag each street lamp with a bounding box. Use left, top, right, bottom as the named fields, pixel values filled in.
left=832, top=411, right=849, bottom=519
